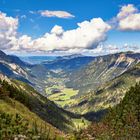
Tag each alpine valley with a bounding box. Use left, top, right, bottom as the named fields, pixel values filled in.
left=0, top=49, right=140, bottom=139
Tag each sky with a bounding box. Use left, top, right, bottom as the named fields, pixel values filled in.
left=0, top=0, right=140, bottom=56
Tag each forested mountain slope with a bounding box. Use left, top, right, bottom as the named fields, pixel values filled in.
left=78, top=82, right=140, bottom=139
left=69, top=62, right=140, bottom=115
left=66, top=52, right=140, bottom=95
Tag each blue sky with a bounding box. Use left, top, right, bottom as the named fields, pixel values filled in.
left=0, top=0, right=140, bottom=55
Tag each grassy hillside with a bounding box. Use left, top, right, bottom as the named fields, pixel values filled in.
left=0, top=75, right=90, bottom=139
left=78, top=82, right=140, bottom=139
left=1, top=74, right=89, bottom=132
left=0, top=99, right=64, bottom=139
left=0, top=82, right=65, bottom=139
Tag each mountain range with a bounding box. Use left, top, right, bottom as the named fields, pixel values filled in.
left=0, top=50, right=140, bottom=139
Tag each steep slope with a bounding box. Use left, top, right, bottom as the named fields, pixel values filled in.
left=0, top=75, right=65, bottom=139
left=69, top=62, right=140, bottom=116
left=0, top=97, right=64, bottom=139
left=0, top=50, right=32, bottom=84
left=0, top=74, right=87, bottom=133
left=0, top=50, right=30, bottom=68
left=66, top=52, right=140, bottom=95
left=0, top=50, right=52, bottom=94
left=79, top=82, right=140, bottom=140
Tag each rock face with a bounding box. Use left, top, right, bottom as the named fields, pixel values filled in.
left=0, top=50, right=29, bottom=67
left=0, top=73, right=11, bottom=84
left=0, top=50, right=29, bottom=78
left=0, top=50, right=48, bottom=93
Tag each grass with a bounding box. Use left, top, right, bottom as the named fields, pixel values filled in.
left=45, top=76, right=79, bottom=108
left=46, top=86, right=78, bottom=108
left=0, top=99, right=64, bottom=139
left=44, top=77, right=91, bottom=132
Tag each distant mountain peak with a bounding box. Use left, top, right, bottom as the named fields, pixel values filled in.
left=56, top=53, right=84, bottom=60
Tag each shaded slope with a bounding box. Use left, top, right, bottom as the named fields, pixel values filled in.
left=43, top=55, right=95, bottom=73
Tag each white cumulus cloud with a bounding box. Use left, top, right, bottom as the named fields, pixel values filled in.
left=29, top=18, right=111, bottom=52
left=51, top=25, right=64, bottom=36
left=117, top=4, right=140, bottom=31
left=0, top=12, right=18, bottom=50
left=117, top=4, right=138, bottom=19
left=0, top=12, right=110, bottom=54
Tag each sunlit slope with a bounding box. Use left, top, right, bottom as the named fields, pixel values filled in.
left=69, top=62, right=140, bottom=115
left=0, top=76, right=66, bottom=139
left=0, top=74, right=88, bottom=134
left=66, top=52, right=140, bottom=96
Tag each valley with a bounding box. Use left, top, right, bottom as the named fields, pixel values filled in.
left=1, top=1, right=140, bottom=139
left=1, top=50, right=140, bottom=115
left=0, top=50, right=140, bottom=139
left=44, top=75, right=78, bottom=108
left=31, top=52, right=140, bottom=116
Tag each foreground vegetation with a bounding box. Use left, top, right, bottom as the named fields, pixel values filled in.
left=0, top=77, right=90, bottom=139
left=0, top=78, right=67, bottom=139
left=1, top=80, right=140, bottom=139
left=0, top=112, right=59, bottom=140
left=77, top=82, right=140, bottom=139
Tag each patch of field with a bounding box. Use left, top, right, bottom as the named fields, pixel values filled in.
left=48, top=87, right=78, bottom=108
left=45, top=80, right=79, bottom=108
left=46, top=85, right=62, bottom=95
left=45, top=76, right=79, bottom=108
